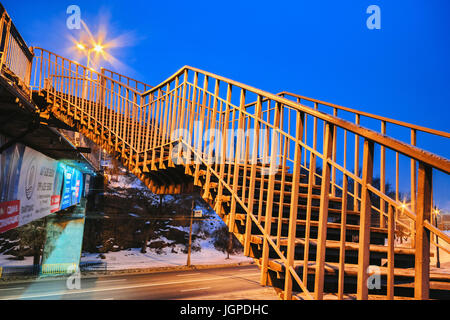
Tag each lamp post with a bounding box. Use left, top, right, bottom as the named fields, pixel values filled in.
left=187, top=199, right=194, bottom=267
left=76, top=42, right=103, bottom=69
left=434, top=207, right=441, bottom=268
left=76, top=42, right=105, bottom=170
left=76, top=42, right=104, bottom=98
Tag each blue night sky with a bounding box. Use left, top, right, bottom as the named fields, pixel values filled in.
left=4, top=0, right=450, bottom=208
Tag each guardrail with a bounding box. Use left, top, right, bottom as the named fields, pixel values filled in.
left=101, top=68, right=153, bottom=93
left=0, top=262, right=107, bottom=278
left=0, top=4, right=34, bottom=93
left=29, top=47, right=450, bottom=300
left=279, top=91, right=450, bottom=244
left=139, top=65, right=450, bottom=299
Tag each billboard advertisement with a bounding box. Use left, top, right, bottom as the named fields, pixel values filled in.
left=60, top=164, right=83, bottom=210
left=0, top=200, right=20, bottom=233
left=0, top=135, right=84, bottom=233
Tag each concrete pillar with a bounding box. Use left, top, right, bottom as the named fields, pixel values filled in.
left=40, top=198, right=87, bottom=276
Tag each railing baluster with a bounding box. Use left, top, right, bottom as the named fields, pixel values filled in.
left=159, top=84, right=170, bottom=170
left=410, top=129, right=417, bottom=248
left=354, top=114, right=360, bottom=211
left=168, top=77, right=180, bottom=168
left=177, top=70, right=188, bottom=163
left=387, top=204, right=395, bottom=299
left=185, top=72, right=198, bottom=175
left=258, top=101, right=271, bottom=222
left=277, top=131, right=288, bottom=248
left=203, top=79, right=220, bottom=201
left=331, top=108, right=338, bottom=196
left=215, top=83, right=232, bottom=216
left=337, top=174, right=348, bottom=300
left=415, top=162, right=432, bottom=300
left=135, top=95, right=144, bottom=171
left=356, top=138, right=374, bottom=300
left=122, top=88, right=129, bottom=161
left=380, top=121, right=386, bottom=228
left=229, top=89, right=246, bottom=232
left=314, top=122, right=335, bottom=300
left=227, top=103, right=236, bottom=188
left=151, top=89, right=162, bottom=171
left=260, top=101, right=281, bottom=286
left=241, top=115, right=251, bottom=203
left=143, top=93, right=152, bottom=172
left=284, top=110, right=304, bottom=300
left=395, top=152, right=399, bottom=204
left=194, top=76, right=209, bottom=185
left=115, top=84, right=122, bottom=153
left=244, top=95, right=262, bottom=257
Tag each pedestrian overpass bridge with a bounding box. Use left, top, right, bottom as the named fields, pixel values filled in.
left=0, top=4, right=450, bottom=300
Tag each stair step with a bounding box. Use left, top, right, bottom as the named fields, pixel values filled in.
left=236, top=182, right=322, bottom=192
left=251, top=235, right=418, bottom=255
left=291, top=292, right=416, bottom=300
left=234, top=213, right=387, bottom=234
left=266, top=259, right=448, bottom=281
left=242, top=202, right=361, bottom=218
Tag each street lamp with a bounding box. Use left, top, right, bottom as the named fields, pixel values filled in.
left=76, top=41, right=106, bottom=170
left=433, top=207, right=441, bottom=268
left=75, top=42, right=104, bottom=70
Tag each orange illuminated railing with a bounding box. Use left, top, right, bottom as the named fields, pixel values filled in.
left=29, top=46, right=450, bottom=300
left=0, top=3, right=34, bottom=92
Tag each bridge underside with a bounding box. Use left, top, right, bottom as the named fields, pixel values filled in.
left=0, top=75, right=97, bottom=276
left=0, top=81, right=95, bottom=165
left=33, top=90, right=197, bottom=195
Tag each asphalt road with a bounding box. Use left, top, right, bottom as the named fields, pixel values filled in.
left=0, top=265, right=278, bottom=300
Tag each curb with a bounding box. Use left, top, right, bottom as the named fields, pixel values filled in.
left=81, top=260, right=256, bottom=277
left=0, top=260, right=256, bottom=285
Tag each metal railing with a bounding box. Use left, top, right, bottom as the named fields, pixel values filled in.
left=0, top=4, right=33, bottom=92
left=280, top=91, right=450, bottom=248
left=29, top=47, right=450, bottom=300
left=101, top=68, right=153, bottom=93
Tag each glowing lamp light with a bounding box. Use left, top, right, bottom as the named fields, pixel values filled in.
left=76, top=43, right=86, bottom=51
left=94, top=44, right=104, bottom=53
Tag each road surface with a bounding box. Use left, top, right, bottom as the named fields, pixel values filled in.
left=0, top=265, right=279, bottom=300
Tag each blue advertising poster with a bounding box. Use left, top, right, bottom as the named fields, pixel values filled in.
left=60, top=164, right=83, bottom=211
left=0, top=134, right=85, bottom=233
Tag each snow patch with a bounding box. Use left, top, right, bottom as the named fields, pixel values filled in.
left=80, top=246, right=252, bottom=270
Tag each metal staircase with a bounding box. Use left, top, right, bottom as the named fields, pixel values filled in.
left=25, top=47, right=450, bottom=300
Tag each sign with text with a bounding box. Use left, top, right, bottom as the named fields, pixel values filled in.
left=0, top=134, right=85, bottom=233
left=194, top=210, right=203, bottom=218
left=17, top=147, right=58, bottom=226
left=0, top=200, right=20, bottom=233
left=60, top=164, right=83, bottom=210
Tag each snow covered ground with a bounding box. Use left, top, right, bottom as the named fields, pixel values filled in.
left=0, top=243, right=253, bottom=271
left=80, top=243, right=253, bottom=270
left=78, top=216, right=253, bottom=270
left=0, top=255, right=34, bottom=267
left=105, top=172, right=146, bottom=190
left=0, top=210, right=253, bottom=271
